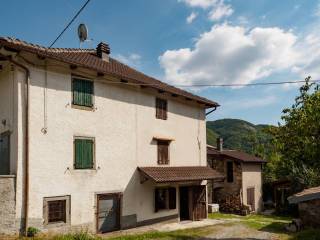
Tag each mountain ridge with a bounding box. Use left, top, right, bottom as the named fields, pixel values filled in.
left=206, top=118, right=273, bottom=154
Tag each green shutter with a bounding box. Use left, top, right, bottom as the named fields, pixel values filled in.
left=74, top=139, right=94, bottom=169
left=72, top=79, right=93, bottom=107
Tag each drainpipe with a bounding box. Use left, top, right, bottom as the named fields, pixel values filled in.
left=0, top=53, right=30, bottom=236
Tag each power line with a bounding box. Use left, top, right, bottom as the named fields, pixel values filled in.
left=171, top=79, right=320, bottom=88
left=49, top=0, right=92, bottom=48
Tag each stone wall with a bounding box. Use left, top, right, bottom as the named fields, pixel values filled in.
left=208, top=156, right=242, bottom=203
left=298, top=199, right=320, bottom=228
left=0, top=176, right=16, bottom=235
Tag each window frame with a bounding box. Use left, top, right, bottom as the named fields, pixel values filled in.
left=155, top=97, right=168, bottom=120
left=157, top=140, right=170, bottom=165
left=43, top=195, right=71, bottom=227
left=226, top=161, right=234, bottom=183
left=71, top=76, right=95, bottom=110
left=154, top=187, right=176, bottom=212
left=73, top=136, right=96, bottom=170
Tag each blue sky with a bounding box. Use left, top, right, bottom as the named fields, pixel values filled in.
left=1, top=0, right=320, bottom=125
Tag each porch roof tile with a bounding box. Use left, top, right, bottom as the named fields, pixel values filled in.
left=138, top=166, right=224, bottom=183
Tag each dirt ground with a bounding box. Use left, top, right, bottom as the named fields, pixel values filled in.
left=201, top=223, right=281, bottom=240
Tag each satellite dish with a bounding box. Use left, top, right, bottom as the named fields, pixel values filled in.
left=78, top=23, right=88, bottom=43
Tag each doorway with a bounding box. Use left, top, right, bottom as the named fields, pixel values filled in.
left=179, top=186, right=190, bottom=220
left=247, top=187, right=255, bottom=211
left=179, top=186, right=207, bottom=221
left=96, top=193, right=121, bottom=233
left=0, top=131, right=10, bottom=175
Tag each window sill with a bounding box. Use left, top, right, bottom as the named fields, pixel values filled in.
left=44, top=221, right=69, bottom=229
left=72, top=104, right=95, bottom=111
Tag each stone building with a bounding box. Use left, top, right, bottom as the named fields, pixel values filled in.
left=207, top=139, right=266, bottom=213
left=288, top=186, right=320, bottom=228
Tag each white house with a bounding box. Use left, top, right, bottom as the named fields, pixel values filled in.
left=0, top=37, right=223, bottom=235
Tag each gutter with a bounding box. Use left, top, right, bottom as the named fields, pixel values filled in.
left=205, top=106, right=217, bottom=116
left=0, top=52, right=30, bottom=235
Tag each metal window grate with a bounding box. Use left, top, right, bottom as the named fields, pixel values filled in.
left=48, top=200, right=66, bottom=223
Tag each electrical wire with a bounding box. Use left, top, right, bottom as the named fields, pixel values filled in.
left=49, top=0, right=92, bottom=48
left=16, top=55, right=320, bottom=88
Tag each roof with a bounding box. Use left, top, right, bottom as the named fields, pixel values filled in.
left=138, top=166, right=224, bottom=183
left=207, top=146, right=266, bottom=163
left=0, top=37, right=218, bottom=108
left=288, top=186, right=320, bottom=204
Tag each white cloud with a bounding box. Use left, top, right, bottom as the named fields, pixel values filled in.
left=237, top=16, right=249, bottom=26
left=208, top=1, right=233, bottom=21
left=179, top=0, right=217, bottom=9
left=187, top=12, right=198, bottom=23
left=115, top=53, right=141, bottom=67
left=159, top=24, right=301, bottom=86
left=180, top=0, right=233, bottom=21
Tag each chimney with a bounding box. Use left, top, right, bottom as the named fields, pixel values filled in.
left=217, top=137, right=223, bottom=151
left=96, top=42, right=110, bottom=62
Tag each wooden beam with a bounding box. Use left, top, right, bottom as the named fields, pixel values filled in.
left=97, top=72, right=104, bottom=77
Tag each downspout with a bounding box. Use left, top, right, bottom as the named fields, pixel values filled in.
left=0, top=53, right=30, bottom=235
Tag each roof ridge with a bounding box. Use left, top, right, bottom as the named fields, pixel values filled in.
left=0, top=36, right=218, bottom=107
left=0, top=37, right=95, bottom=53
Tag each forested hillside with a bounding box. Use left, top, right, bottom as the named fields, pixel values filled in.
left=206, top=119, right=273, bottom=155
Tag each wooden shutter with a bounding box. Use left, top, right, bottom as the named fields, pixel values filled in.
left=247, top=188, right=255, bottom=211
left=168, top=187, right=176, bottom=209
left=157, top=140, right=169, bottom=165
left=156, top=98, right=167, bottom=120
left=72, top=79, right=93, bottom=107
left=74, top=139, right=94, bottom=169
left=226, top=161, right=233, bottom=182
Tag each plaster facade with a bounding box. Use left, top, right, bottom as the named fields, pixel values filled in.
left=0, top=55, right=208, bottom=234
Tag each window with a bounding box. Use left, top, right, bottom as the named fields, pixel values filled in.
left=157, top=140, right=169, bottom=165
left=74, top=138, right=94, bottom=169
left=156, top=98, right=167, bottom=120
left=44, top=196, right=70, bottom=225
left=226, top=161, right=234, bottom=183
left=155, top=187, right=176, bottom=212
left=72, top=78, right=94, bottom=107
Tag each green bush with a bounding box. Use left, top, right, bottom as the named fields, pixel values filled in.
left=27, top=227, right=40, bottom=237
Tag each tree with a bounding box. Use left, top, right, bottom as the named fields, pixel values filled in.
left=271, top=77, right=320, bottom=187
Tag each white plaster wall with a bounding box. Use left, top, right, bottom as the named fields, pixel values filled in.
left=23, top=62, right=207, bottom=229
left=241, top=163, right=263, bottom=212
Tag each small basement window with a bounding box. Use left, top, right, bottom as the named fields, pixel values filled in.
left=157, top=140, right=169, bottom=165
left=44, top=196, right=70, bottom=226
left=72, top=78, right=94, bottom=107
left=74, top=137, right=95, bottom=169
left=156, top=98, right=167, bottom=120
left=226, top=161, right=234, bottom=183
left=155, top=187, right=176, bottom=212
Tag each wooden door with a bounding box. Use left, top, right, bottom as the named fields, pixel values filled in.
left=0, top=132, right=10, bottom=175
left=97, top=194, right=121, bottom=233
left=247, top=187, right=255, bottom=211
left=191, top=186, right=207, bottom=220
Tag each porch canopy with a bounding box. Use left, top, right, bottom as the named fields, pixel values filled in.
left=138, top=166, right=224, bottom=183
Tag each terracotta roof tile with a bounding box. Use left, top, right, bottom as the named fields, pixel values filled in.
left=138, top=166, right=224, bottom=183
left=0, top=37, right=218, bottom=108
left=207, top=146, right=266, bottom=163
